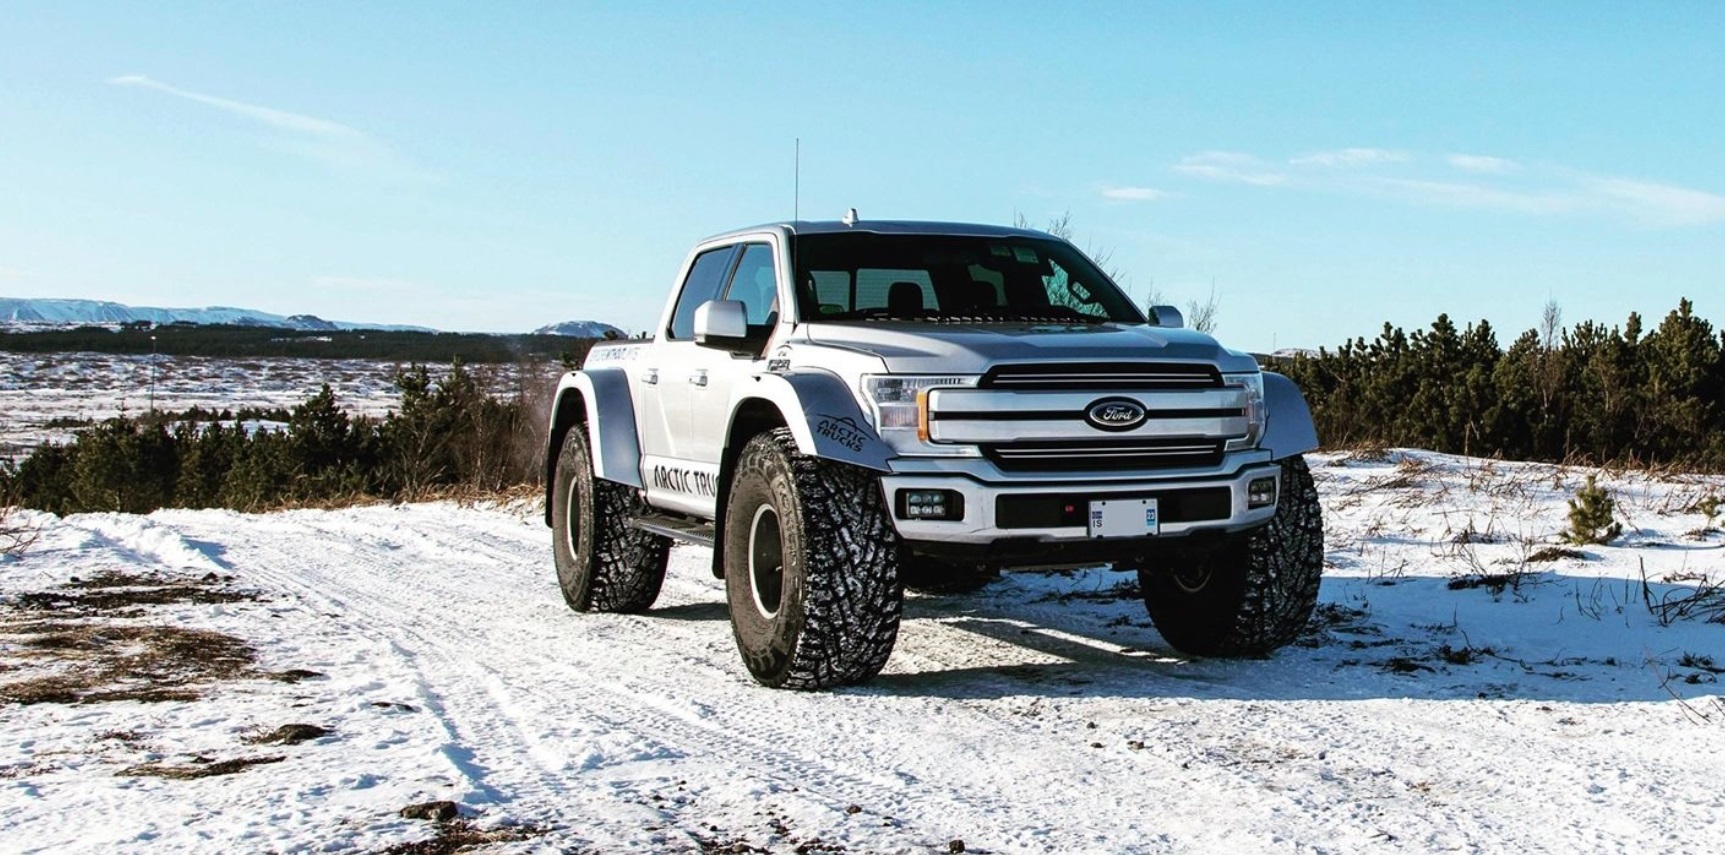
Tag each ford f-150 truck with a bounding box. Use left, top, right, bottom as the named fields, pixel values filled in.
left=544, top=215, right=1323, bottom=689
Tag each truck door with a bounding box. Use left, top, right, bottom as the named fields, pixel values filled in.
left=639, top=243, right=736, bottom=510
left=677, top=241, right=779, bottom=466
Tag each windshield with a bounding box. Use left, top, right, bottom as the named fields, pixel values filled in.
left=792, top=233, right=1145, bottom=324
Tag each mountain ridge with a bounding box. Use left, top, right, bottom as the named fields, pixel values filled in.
left=0, top=297, right=432, bottom=332
left=1, top=297, right=620, bottom=337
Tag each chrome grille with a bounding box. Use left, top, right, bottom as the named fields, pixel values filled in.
left=981, top=362, right=1221, bottom=390
left=982, top=438, right=1224, bottom=472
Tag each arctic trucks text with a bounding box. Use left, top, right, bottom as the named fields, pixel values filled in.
left=544, top=217, right=1323, bottom=689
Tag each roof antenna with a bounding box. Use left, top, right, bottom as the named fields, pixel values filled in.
left=793, top=137, right=800, bottom=222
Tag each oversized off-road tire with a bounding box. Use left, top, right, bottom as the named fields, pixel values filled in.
left=1138, top=455, right=1323, bottom=656
left=723, top=428, right=903, bottom=689
left=551, top=427, right=670, bottom=613
left=899, top=556, right=999, bottom=594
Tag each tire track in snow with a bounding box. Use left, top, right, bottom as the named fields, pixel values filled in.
left=320, top=511, right=1377, bottom=850
left=892, top=583, right=1725, bottom=853
left=168, top=507, right=1384, bottom=852
left=202, top=510, right=969, bottom=850
left=131, top=505, right=1722, bottom=854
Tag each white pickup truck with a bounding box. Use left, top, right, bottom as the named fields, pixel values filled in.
left=544, top=216, right=1324, bottom=689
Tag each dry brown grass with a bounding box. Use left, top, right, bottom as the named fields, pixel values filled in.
left=119, top=755, right=285, bottom=779
left=0, top=571, right=264, bottom=706
left=380, top=817, right=547, bottom=855
left=0, top=622, right=257, bottom=705
left=0, top=500, right=38, bottom=560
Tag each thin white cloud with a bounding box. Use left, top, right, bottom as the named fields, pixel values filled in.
left=1361, top=177, right=1578, bottom=216
left=1173, top=151, right=1288, bottom=186
left=109, top=74, right=418, bottom=178
left=1291, top=147, right=1411, bottom=167
left=110, top=75, right=363, bottom=139
left=1169, top=147, right=1724, bottom=228
left=1584, top=177, right=1725, bottom=226
left=1100, top=186, right=1169, bottom=202
left=1446, top=154, right=1520, bottom=174
left=0, top=265, right=27, bottom=280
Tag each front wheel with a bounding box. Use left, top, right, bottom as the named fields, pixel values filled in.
left=551, top=427, right=670, bottom=613
left=723, top=429, right=903, bottom=689
left=1138, top=455, right=1324, bottom=656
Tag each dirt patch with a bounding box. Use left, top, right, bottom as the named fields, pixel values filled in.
left=120, top=755, right=285, bottom=779
left=1035, top=579, right=1141, bottom=604
left=12, top=570, right=260, bottom=613
left=400, top=801, right=462, bottom=822
left=0, top=621, right=257, bottom=705
left=270, top=668, right=325, bottom=683
left=380, top=813, right=546, bottom=855
left=245, top=723, right=331, bottom=745
left=0, top=570, right=271, bottom=706
left=16, top=585, right=258, bottom=612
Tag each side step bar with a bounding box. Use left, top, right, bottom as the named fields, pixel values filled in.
left=628, top=514, right=716, bottom=548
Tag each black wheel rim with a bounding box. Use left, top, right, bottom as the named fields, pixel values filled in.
left=1171, top=564, right=1211, bottom=593
left=748, top=504, right=784, bottom=619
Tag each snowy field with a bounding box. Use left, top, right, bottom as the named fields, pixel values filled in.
left=0, top=351, right=544, bottom=456
left=2, top=448, right=1723, bottom=853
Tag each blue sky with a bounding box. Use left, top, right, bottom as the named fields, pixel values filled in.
left=3, top=2, right=1723, bottom=350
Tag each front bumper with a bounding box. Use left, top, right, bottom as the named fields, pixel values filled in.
left=878, top=453, right=1281, bottom=553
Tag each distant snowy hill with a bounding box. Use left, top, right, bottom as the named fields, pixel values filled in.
left=533, top=319, right=626, bottom=339
left=0, top=298, right=433, bottom=332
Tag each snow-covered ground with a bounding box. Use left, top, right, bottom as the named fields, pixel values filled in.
left=0, top=352, right=544, bottom=456
left=2, top=450, right=1723, bottom=853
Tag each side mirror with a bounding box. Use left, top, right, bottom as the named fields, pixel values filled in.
left=1148, top=305, right=1185, bottom=328
left=693, top=300, right=751, bottom=349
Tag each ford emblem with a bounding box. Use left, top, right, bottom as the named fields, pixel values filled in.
left=1084, top=397, right=1148, bottom=431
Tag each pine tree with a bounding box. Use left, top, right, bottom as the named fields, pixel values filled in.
left=1563, top=475, right=1622, bottom=545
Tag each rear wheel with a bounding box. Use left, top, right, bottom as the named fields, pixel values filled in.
left=1138, top=456, right=1323, bottom=656
left=551, top=428, right=670, bottom=612
left=723, top=429, right=902, bottom=689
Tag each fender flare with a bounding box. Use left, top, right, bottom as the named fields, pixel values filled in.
left=725, top=371, right=894, bottom=471
left=544, top=368, right=642, bottom=526
left=1261, top=371, right=1320, bottom=459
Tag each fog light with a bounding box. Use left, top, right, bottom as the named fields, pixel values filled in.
left=896, top=489, right=964, bottom=521
left=1247, top=477, right=1277, bottom=509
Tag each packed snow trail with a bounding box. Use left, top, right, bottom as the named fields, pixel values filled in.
left=3, top=451, right=1724, bottom=852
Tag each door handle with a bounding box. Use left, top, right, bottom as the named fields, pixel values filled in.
left=643, top=369, right=659, bottom=385
left=688, top=370, right=708, bottom=387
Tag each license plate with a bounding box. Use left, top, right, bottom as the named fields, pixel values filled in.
left=1088, top=498, right=1159, bottom=538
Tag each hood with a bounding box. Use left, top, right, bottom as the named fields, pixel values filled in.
left=799, top=321, right=1259, bottom=375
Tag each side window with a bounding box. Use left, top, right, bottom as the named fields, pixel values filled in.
left=667, top=246, right=737, bottom=340
left=722, top=243, right=778, bottom=325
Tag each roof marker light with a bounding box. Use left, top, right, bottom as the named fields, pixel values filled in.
left=842, top=207, right=858, bottom=226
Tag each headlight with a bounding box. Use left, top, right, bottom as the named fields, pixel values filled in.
left=1222, top=371, right=1265, bottom=451
left=860, top=375, right=980, bottom=456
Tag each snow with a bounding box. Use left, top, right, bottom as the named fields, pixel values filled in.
left=0, top=352, right=538, bottom=456
left=3, top=450, right=1723, bottom=853
left=532, top=320, right=627, bottom=339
